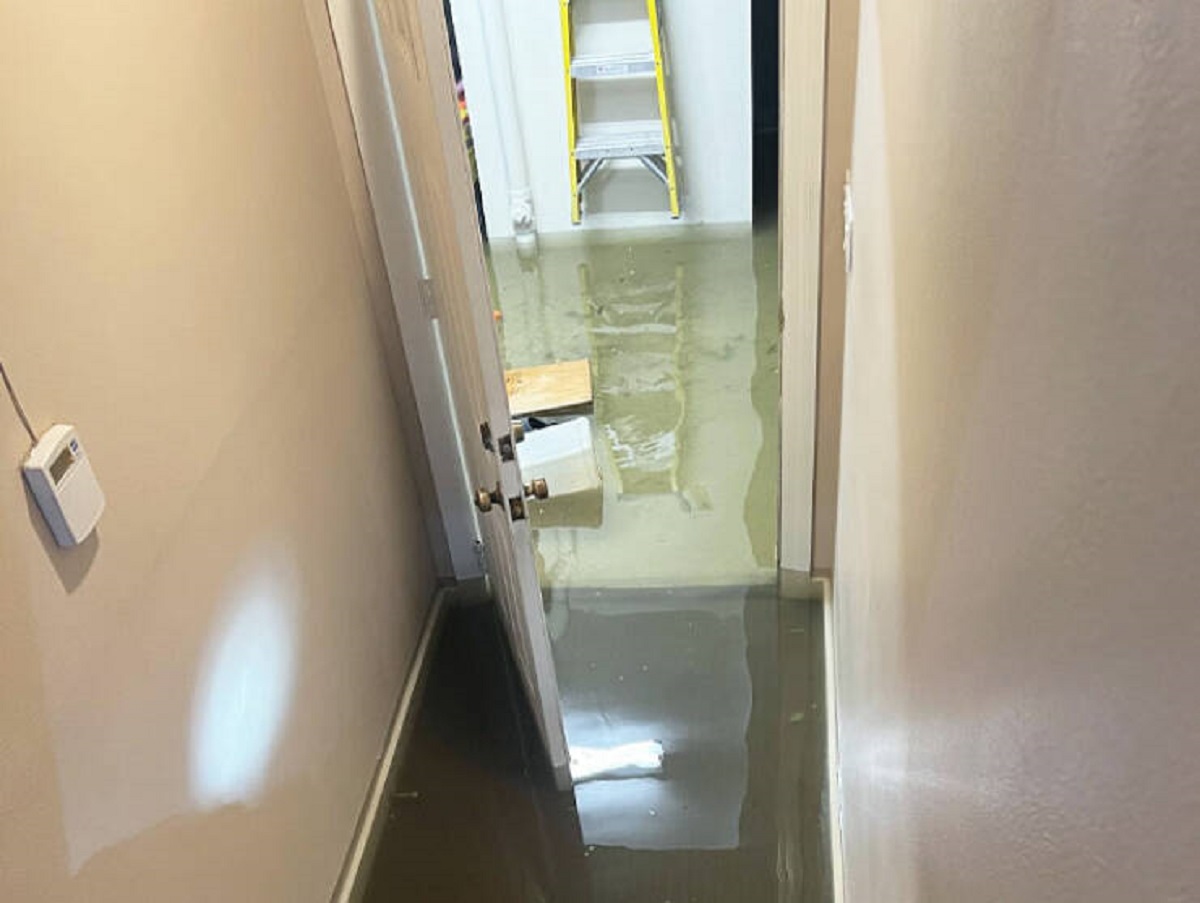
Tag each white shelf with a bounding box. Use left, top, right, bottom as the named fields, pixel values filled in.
left=575, top=120, right=666, bottom=160
left=571, top=50, right=656, bottom=81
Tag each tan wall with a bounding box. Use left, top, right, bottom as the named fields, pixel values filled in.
left=834, top=1, right=1200, bottom=900
left=809, top=0, right=859, bottom=574
left=0, top=3, right=437, bottom=901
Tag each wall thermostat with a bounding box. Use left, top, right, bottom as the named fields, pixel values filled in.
left=23, top=424, right=105, bottom=548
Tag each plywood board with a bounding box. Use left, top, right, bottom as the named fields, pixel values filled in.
left=505, top=359, right=594, bottom=417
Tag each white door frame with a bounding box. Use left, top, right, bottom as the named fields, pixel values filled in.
left=779, top=0, right=829, bottom=581
left=325, top=0, right=483, bottom=581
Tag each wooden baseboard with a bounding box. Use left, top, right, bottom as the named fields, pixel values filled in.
left=331, top=588, right=448, bottom=903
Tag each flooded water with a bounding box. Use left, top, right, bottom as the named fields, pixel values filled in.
left=490, top=225, right=781, bottom=590
left=361, top=226, right=830, bottom=901
left=362, top=585, right=830, bottom=903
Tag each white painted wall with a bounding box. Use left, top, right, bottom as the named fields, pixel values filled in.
left=448, top=0, right=751, bottom=237
left=833, top=1, right=1200, bottom=900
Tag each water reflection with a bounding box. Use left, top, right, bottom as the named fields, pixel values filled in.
left=554, top=587, right=753, bottom=852
left=490, top=226, right=779, bottom=589
left=570, top=740, right=665, bottom=783
left=363, top=586, right=831, bottom=903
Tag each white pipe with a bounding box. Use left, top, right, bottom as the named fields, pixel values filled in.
left=472, top=0, right=538, bottom=251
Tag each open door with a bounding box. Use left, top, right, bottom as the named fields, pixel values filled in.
left=353, top=0, right=571, bottom=788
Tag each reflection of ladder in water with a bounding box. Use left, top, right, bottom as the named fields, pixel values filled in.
left=580, top=260, right=686, bottom=496
left=559, top=0, right=681, bottom=223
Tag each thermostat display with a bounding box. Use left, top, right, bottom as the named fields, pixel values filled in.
left=23, top=425, right=105, bottom=548
left=50, top=445, right=76, bottom=484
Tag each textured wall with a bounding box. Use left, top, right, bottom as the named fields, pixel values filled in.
left=0, top=2, right=437, bottom=900
left=834, top=2, right=1200, bottom=900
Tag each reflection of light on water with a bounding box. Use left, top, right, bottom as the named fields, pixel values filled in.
left=560, top=601, right=751, bottom=851
left=570, top=740, right=664, bottom=783
left=190, top=563, right=298, bottom=808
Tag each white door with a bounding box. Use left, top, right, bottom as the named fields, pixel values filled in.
left=362, top=0, right=571, bottom=788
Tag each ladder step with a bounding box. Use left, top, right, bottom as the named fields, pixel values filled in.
left=571, top=51, right=656, bottom=81
left=575, top=120, right=665, bottom=160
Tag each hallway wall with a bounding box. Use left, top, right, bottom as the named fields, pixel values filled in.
left=833, top=2, right=1200, bottom=901
left=0, top=3, right=437, bottom=900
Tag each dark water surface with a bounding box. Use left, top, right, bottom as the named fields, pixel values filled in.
left=363, top=584, right=830, bottom=903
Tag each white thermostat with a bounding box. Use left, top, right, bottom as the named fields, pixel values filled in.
left=23, top=424, right=105, bottom=548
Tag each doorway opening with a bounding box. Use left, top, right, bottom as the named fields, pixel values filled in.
left=443, top=0, right=783, bottom=592
left=358, top=1, right=835, bottom=894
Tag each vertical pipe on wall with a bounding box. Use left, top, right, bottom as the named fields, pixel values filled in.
left=472, top=0, right=538, bottom=251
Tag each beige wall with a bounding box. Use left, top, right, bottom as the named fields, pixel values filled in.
left=0, top=3, right=437, bottom=901
left=834, top=2, right=1200, bottom=901
left=809, top=0, right=859, bottom=575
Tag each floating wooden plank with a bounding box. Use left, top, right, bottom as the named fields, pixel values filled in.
left=505, top=359, right=594, bottom=418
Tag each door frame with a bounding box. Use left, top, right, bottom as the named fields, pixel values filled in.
left=779, top=0, right=831, bottom=581
left=331, top=0, right=832, bottom=579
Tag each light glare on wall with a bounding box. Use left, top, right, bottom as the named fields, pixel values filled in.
left=189, top=561, right=298, bottom=808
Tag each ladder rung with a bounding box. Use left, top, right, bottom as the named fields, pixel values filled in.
left=571, top=51, right=656, bottom=81
left=575, top=120, right=665, bottom=160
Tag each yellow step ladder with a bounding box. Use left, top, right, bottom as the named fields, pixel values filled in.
left=559, top=0, right=681, bottom=224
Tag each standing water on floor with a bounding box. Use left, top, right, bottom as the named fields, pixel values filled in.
left=360, top=226, right=832, bottom=901
left=362, top=586, right=830, bottom=903
left=491, top=225, right=780, bottom=589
